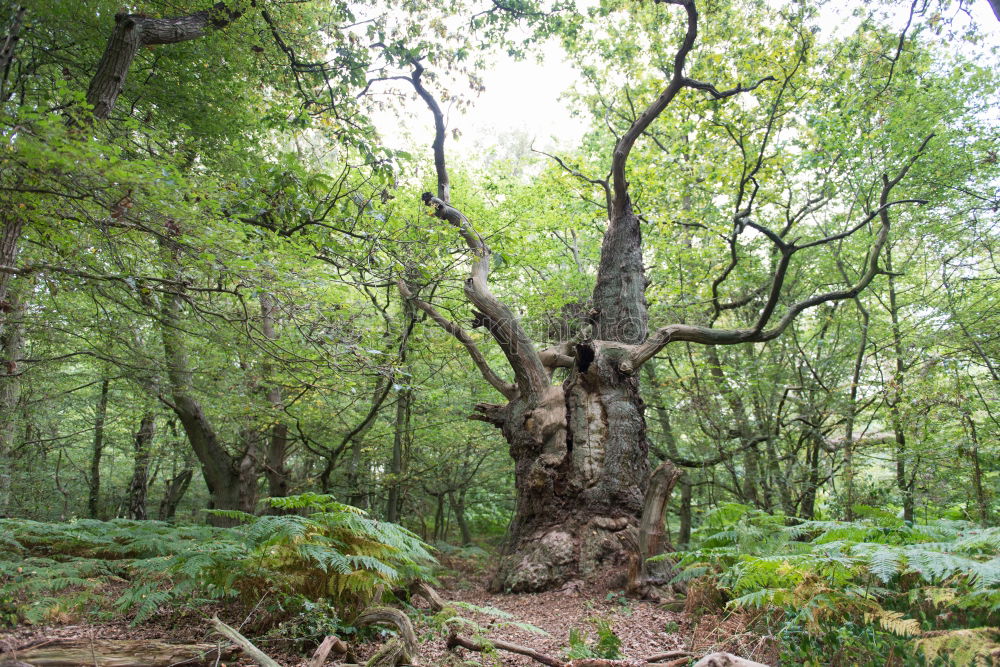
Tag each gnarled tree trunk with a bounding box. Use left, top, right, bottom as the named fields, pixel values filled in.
left=487, top=346, right=651, bottom=591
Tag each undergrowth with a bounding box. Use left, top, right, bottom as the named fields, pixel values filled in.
left=564, top=616, right=624, bottom=660
left=0, top=493, right=434, bottom=633
left=667, top=503, right=1000, bottom=664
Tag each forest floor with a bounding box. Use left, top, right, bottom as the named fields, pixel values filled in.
left=0, top=553, right=775, bottom=666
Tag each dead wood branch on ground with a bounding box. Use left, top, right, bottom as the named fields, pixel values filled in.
left=447, top=632, right=753, bottom=667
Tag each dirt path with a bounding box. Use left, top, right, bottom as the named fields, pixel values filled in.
left=417, top=577, right=690, bottom=666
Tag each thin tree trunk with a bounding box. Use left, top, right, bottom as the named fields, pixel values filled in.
left=885, top=249, right=914, bottom=523
left=88, top=377, right=111, bottom=519
left=126, top=412, right=155, bottom=519
left=433, top=494, right=445, bottom=542
left=0, top=276, right=24, bottom=517
left=347, top=437, right=368, bottom=509
left=158, top=467, right=193, bottom=520
left=678, top=477, right=692, bottom=545
left=449, top=489, right=472, bottom=546
left=386, top=290, right=416, bottom=523
left=962, top=413, right=988, bottom=525
left=160, top=286, right=251, bottom=524
left=643, top=363, right=693, bottom=548
left=801, top=432, right=821, bottom=520
left=704, top=346, right=765, bottom=508
left=259, top=292, right=290, bottom=500
left=387, top=384, right=410, bottom=522
left=236, top=428, right=260, bottom=514
left=320, top=375, right=389, bottom=494
left=843, top=300, right=869, bottom=520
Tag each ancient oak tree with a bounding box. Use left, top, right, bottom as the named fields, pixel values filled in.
left=400, top=0, right=930, bottom=592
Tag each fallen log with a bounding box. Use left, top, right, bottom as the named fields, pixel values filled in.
left=1, top=639, right=235, bottom=667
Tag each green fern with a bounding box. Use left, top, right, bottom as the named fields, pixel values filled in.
left=676, top=511, right=1000, bottom=663
left=0, top=497, right=434, bottom=628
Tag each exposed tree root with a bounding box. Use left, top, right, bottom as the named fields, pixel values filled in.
left=355, top=605, right=419, bottom=666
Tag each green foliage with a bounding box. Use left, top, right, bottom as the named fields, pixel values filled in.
left=0, top=518, right=221, bottom=625
left=563, top=617, right=624, bottom=660
left=130, top=494, right=435, bottom=621
left=263, top=595, right=345, bottom=653
left=0, top=496, right=434, bottom=628
left=675, top=508, right=1000, bottom=663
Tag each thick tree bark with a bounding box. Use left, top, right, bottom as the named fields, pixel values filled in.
left=265, top=420, right=289, bottom=498
left=488, top=345, right=651, bottom=592
left=88, top=376, right=111, bottom=519
left=126, top=412, right=155, bottom=519
left=631, top=461, right=682, bottom=594
left=86, top=2, right=244, bottom=119
left=0, top=213, right=27, bottom=516
left=0, top=6, right=26, bottom=102
left=0, top=216, right=24, bottom=341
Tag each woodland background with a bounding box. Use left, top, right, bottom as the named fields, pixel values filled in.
left=0, top=0, right=999, bottom=663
